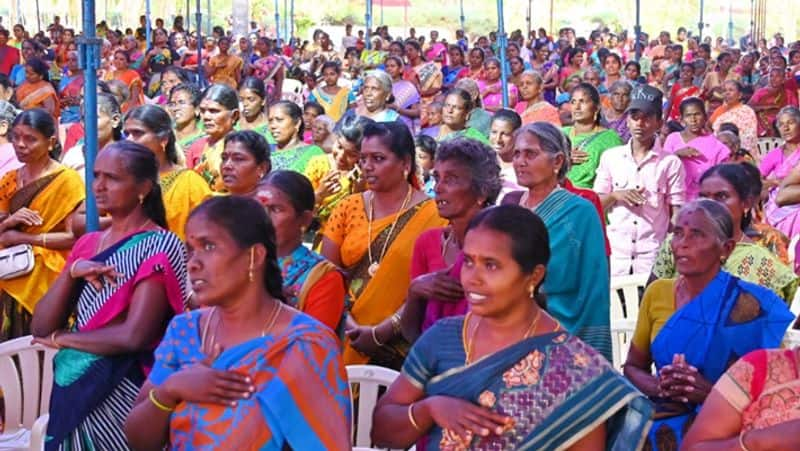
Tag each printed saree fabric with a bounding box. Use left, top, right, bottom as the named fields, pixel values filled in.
left=641, top=271, right=793, bottom=450
left=46, top=230, right=189, bottom=450
left=403, top=318, right=654, bottom=450
left=148, top=311, right=352, bottom=450
left=0, top=167, right=84, bottom=316
left=716, top=348, right=800, bottom=433
left=160, top=168, right=212, bottom=240
left=270, top=144, right=331, bottom=189
left=322, top=194, right=446, bottom=366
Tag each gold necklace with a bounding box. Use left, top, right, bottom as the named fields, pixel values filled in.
left=205, top=301, right=284, bottom=353
left=366, top=186, right=413, bottom=277
left=463, top=308, right=542, bottom=364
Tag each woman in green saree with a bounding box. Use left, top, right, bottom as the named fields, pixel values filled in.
left=268, top=100, right=331, bottom=190
left=372, top=205, right=653, bottom=450
left=436, top=89, right=490, bottom=145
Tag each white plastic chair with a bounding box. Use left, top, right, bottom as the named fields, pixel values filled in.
left=609, top=274, right=649, bottom=369
left=0, top=336, right=56, bottom=451
left=347, top=364, right=402, bottom=450
left=755, top=137, right=784, bottom=161
left=280, top=78, right=304, bottom=106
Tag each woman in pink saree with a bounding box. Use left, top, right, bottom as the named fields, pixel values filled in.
left=478, top=58, right=518, bottom=113
left=749, top=67, right=799, bottom=137
left=761, top=107, right=800, bottom=239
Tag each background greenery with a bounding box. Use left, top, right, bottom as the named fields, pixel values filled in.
left=4, top=0, right=798, bottom=43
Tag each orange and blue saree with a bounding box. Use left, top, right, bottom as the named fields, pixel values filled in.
left=148, top=310, right=352, bottom=450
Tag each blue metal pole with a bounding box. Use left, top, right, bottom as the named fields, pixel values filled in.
left=283, top=0, right=288, bottom=48
left=195, top=0, right=204, bottom=84
left=459, top=0, right=465, bottom=33
left=365, top=0, right=372, bottom=50
left=274, top=0, right=280, bottom=47
left=496, top=0, right=509, bottom=108
left=79, top=0, right=101, bottom=231
left=634, top=0, right=642, bottom=61
left=145, top=0, right=151, bottom=51
left=290, top=0, right=294, bottom=49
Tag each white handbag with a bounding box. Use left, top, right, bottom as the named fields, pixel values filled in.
left=0, top=244, right=34, bottom=280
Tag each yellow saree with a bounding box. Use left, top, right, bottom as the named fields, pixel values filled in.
left=160, top=169, right=212, bottom=241
left=0, top=167, right=84, bottom=333
left=323, top=194, right=446, bottom=366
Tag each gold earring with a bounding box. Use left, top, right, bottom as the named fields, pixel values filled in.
left=248, top=247, right=255, bottom=282
left=138, top=194, right=145, bottom=205
left=300, top=225, right=306, bottom=233
left=403, top=169, right=409, bottom=179
left=528, top=286, right=535, bottom=299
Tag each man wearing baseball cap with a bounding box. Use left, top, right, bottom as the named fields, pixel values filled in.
left=593, top=84, right=686, bottom=276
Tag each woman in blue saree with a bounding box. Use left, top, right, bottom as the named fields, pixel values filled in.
left=31, top=142, right=189, bottom=450
left=624, top=199, right=793, bottom=451
left=124, top=196, right=352, bottom=450
left=372, top=205, right=653, bottom=450
left=502, top=122, right=612, bottom=361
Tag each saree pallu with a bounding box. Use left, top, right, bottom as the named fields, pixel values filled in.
left=667, top=84, right=701, bottom=121
left=643, top=270, right=793, bottom=450
left=437, top=127, right=490, bottom=145
left=310, top=87, right=353, bottom=122
left=716, top=348, right=800, bottom=433
left=271, top=144, right=331, bottom=189
left=391, top=80, right=421, bottom=131
left=160, top=169, right=212, bottom=240
left=278, top=244, right=347, bottom=334
left=105, top=69, right=144, bottom=112
left=46, top=230, right=189, bottom=450
left=16, top=80, right=60, bottom=118
left=148, top=312, right=352, bottom=450
left=329, top=196, right=446, bottom=366
left=236, top=122, right=277, bottom=149
left=604, top=113, right=632, bottom=144
left=750, top=86, right=799, bottom=137
left=0, top=168, right=84, bottom=341
left=762, top=147, right=800, bottom=240
left=57, top=74, right=84, bottom=124
left=208, top=54, right=243, bottom=89
left=176, top=128, right=206, bottom=160
left=503, top=189, right=612, bottom=361
left=411, top=62, right=443, bottom=104
left=478, top=79, right=519, bottom=111
left=515, top=100, right=561, bottom=126
left=187, top=137, right=225, bottom=191
left=563, top=127, right=623, bottom=189
left=404, top=320, right=653, bottom=450
left=442, top=65, right=468, bottom=89
left=710, top=103, right=758, bottom=152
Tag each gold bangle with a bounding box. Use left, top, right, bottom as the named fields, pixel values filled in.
left=370, top=326, right=385, bottom=347
left=69, top=259, right=84, bottom=278
left=149, top=388, right=175, bottom=412
left=738, top=431, right=751, bottom=451
left=407, top=403, right=422, bottom=431
left=49, top=331, right=62, bottom=349
left=41, top=233, right=47, bottom=248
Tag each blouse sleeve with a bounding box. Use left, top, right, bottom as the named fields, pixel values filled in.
left=303, top=270, right=346, bottom=332
left=631, top=283, right=659, bottom=355
left=321, top=195, right=356, bottom=246
left=401, top=321, right=444, bottom=389
left=714, top=349, right=765, bottom=413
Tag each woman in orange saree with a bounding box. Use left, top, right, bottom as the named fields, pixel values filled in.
left=105, top=50, right=144, bottom=113
left=16, top=58, right=60, bottom=119
left=321, top=121, right=446, bottom=368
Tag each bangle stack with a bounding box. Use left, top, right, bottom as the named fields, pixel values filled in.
left=390, top=313, right=402, bottom=336
left=149, top=388, right=176, bottom=412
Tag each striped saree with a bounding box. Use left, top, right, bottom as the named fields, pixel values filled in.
left=46, top=230, right=189, bottom=451
left=148, top=311, right=352, bottom=450
left=404, top=317, right=653, bottom=450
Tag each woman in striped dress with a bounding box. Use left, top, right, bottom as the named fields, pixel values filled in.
left=31, top=141, right=190, bottom=450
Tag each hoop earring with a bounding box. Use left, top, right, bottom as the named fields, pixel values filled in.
left=248, top=247, right=255, bottom=282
